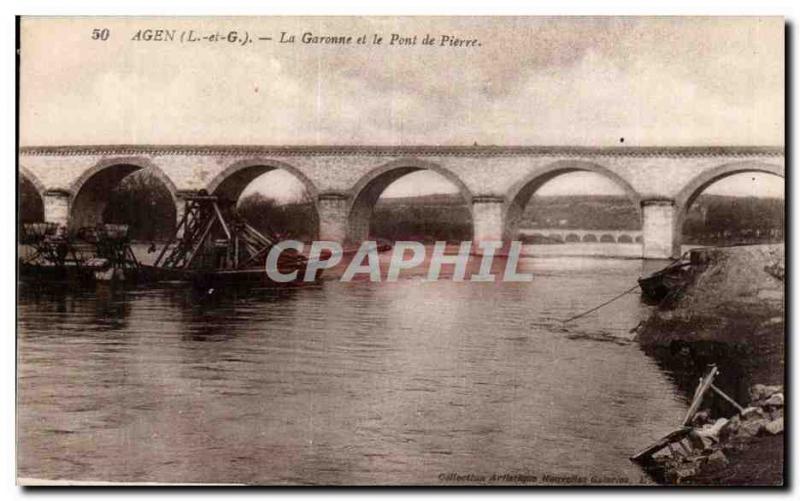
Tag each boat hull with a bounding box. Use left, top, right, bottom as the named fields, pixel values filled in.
left=637, top=262, right=692, bottom=305
left=19, top=261, right=145, bottom=285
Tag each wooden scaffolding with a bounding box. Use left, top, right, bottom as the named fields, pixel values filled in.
left=153, top=194, right=306, bottom=272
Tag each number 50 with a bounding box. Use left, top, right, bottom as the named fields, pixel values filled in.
left=91, top=28, right=110, bottom=41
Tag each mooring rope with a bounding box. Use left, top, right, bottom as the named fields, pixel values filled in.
left=561, top=250, right=694, bottom=323
left=561, top=284, right=641, bottom=323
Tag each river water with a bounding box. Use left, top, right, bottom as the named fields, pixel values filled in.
left=17, top=253, right=692, bottom=485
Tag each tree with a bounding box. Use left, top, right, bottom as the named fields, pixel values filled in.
left=102, top=170, right=177, bottom=241
left=18, top=178, right=45, bottom=240
left=237, top=192, right=318, bottom=242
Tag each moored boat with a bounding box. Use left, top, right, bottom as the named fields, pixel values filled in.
left=637, top=258, right=693, bottom=305
left=19, top=222, right=141, bottom=284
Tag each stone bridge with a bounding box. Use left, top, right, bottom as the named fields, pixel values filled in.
left=18, top=145, right=784, bottom=259
left=518, top=228, right=643, bottom=244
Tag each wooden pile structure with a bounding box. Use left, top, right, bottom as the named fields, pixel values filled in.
left=153, top=193, right=307, bottom=275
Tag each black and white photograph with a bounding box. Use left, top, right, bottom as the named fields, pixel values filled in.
left=14, top=14, right=786, bottom=487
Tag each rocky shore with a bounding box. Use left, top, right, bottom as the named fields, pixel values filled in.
left=635, top=244, right=785, bottom=485
left=646, top=383, right=784, bottom=484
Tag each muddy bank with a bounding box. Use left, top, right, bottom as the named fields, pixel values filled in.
left=638, top=244, right=784, bottom=390
left=635, top=244, right=784, bottom=485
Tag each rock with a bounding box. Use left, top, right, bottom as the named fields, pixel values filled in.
left=765, top=385, right=783, bottom=397
left=708, top=450, right=728, bottom=465
left=691, top=409, right=712, bottom=426
left=684, top=454, right=707, bottom=464
left=672, top=463, right=700, bottom=483
left=719, top=415, right=741, bottom=441
left=764, top=417, right=784, bottom=435
left=750, top=384, right=783, bottom=402
left=763, top=393, right=784, bottom=408
left=741, top=406, right=766, bottom=421
left=756, top=289, right=783, bottom=300
left=705, top=450, right=729, bottom=472
left=738, top=418, right=766, bottom=438
left=688, top=431, right=714, bottom=451
left=694, top=417, right=728, bottom=445
left=710, top=417, right=728, bottom=432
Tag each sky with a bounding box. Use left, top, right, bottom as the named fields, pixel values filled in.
left=21, top=16, right=784, bottom=200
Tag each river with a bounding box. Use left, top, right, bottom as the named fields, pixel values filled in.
left=17, top=253, right=692, bottom=485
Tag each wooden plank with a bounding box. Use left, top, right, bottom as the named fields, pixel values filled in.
left=630, top=427, right=693, bottom=463
left=241, top=247, right=269, bottom=268
left=681, top=365, right=718, bottom=426
left=182, top=195, right=219, bottom=201
left=155, top=204, right=190, bottom=266
left=126, top=246, right=139, bottom=267
left=234, top=235, right=239, bottom=268
left=243, top=222, right=275, bottom=246
left=241, top=240, right=260, bottom=257
left=630, top=365, right=721, bottom=464
left=184, top=216, right=216, bottom=268
left=212, top=201, right=232, bottom=240
left=710, top=383, right=746, bottom=414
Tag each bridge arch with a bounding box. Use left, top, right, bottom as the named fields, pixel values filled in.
left=504, top=160, right=642, bottom=239
left=206, top=158, right=321, bottom=240
left=207, top=158, right=319, bottom=203
left=19, top=166, right=46, bottom=198
left=673, top=161, right=785, bottom=251
left=70, top=157, right=179, bottom=230
left=347, top=158, right=474, bottom=243
left=18, top=166, right=45, bottom=226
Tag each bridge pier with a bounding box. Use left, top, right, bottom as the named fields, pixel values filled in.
left=472, top=196, right=506, bottom=252
left=318, top=193, right=350, bottom=243
left=641, top=199, right=677, bottom=259
left=42, top=190, right=71, bottom=227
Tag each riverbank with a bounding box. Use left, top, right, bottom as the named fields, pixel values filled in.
left=635, top=244, right=785, bottom=485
